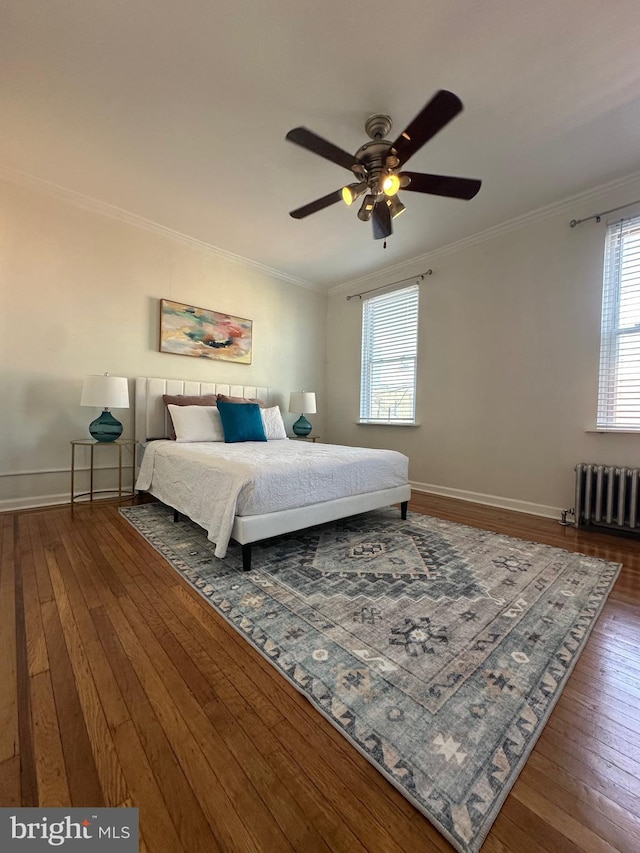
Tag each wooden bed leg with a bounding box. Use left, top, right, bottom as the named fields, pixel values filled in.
left=241, top=544, right=252, bottom=571
left=173, top=509, right=181, bottom=523
left=401, top=500, right=408, bottom=520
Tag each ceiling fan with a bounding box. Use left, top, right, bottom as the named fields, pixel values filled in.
left=285, top=89, right=481, bottom=240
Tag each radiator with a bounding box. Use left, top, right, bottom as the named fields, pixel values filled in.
left=574, top=463, right=640, bottom=531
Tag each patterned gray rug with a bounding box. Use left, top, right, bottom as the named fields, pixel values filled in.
left=120, top=502, right=620, bottom=853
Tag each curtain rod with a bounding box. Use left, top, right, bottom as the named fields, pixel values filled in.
left=346, top=269, right=432, bottom=301
left=570, top=199, right=640, bottom=228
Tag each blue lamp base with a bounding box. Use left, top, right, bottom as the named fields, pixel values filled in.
left=292, top=414, right=312, bottom=436
left=89, top=409, right=123, bottom=442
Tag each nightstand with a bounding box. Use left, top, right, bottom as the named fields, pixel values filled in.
left=70, top=438, right=138, bottom=503
left=290, top=435, right=320, bottom=442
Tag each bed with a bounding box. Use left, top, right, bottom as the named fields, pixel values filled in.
left=134, top=377, right=411, bottom=569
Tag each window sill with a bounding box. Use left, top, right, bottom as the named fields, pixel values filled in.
left=357, top=421, right=420, bottom=427
left=585, top=428, right=640, bottom=434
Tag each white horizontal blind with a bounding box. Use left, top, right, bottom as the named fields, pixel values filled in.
left=597, top=216, right=640, bottom=429
left=360, top=284, right=419, bottom=423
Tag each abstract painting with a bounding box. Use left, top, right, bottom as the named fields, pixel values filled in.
left=159, top=299, right=252, bottom=364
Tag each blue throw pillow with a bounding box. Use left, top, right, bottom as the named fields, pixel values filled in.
left=217, top=400, right=267, bottom=443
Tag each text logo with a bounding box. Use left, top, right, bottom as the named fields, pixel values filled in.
left=0, top=808, right=138, bottom=851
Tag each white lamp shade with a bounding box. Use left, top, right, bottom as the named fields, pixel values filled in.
left=81, top=375, right=130, bottom=409
left=289, top=391, right=316, bottom=414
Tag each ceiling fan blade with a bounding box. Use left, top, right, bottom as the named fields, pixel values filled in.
left=286, top=127, right=359, bottom=172
left=401, top=171, right=481, bottom=200
left=289, top=189, right=343, bottom=219
left=372, top=201, right=392, bottom=240
left=392, top=90, right=463, bottom=166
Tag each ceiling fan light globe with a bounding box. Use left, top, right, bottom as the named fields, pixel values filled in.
left=386, top=196, right=406, bottom=219
left=357, top=195, right=376, bottom=222
left=382, top=174, right=401, bottom=196
left=342, top=181, right=368, bottom=206
left=342, top=185, right=355, bottom=205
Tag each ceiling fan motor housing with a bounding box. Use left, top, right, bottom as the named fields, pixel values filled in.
left=358, top=115, right=395, bottom=193
left=355, top=139, right=394, bottom=192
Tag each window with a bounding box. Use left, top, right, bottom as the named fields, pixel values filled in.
left=597, top=216, right=640, bottom=430
left=360, top=284, right=419, bottom=424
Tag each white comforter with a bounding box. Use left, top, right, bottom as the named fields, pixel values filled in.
left=136, top=440, right=408, bottom=557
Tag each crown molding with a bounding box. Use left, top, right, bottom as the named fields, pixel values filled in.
left=328, top=168, right=640, bottom=296
left=6, top=161, right=640, bottom=300
left=0, top=164, right=323, bottom=292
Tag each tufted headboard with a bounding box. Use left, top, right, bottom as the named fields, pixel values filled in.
left=135, top=376, right=271, bottom=444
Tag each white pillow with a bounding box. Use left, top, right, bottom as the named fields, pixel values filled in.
left=168, top=404, right=225, bottom=442
left=260, top=405, right=288, bottom=440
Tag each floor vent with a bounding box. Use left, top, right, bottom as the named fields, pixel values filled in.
left=574, top=463, right=640, bottom=531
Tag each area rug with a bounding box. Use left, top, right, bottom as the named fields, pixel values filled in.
left=120, top=503, right=621, bottom=853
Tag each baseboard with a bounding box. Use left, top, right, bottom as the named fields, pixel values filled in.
left=2, top=482, right=563, bottom=520
left=410, top=481, right=564, bottom=521
left=0, top=493, right=70, bottom=513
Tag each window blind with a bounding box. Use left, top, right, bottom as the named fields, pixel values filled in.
left=597, top=215, right=640, bottom=430
left=360, top=284, right=419, bottom=423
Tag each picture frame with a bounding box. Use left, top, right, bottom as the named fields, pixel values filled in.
left=159, top=298, right=253, bottom=364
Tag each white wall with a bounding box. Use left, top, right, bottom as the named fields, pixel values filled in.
left=326, top=177, right=640, bottom=517
left=4, top=173, right=640, bottom=518
left=0, top=179, right=327, bottom=509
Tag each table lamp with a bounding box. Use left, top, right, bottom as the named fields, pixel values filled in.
left=81, top=374, right=130, bottom=442
left=289, top=391, right=316, bottom=437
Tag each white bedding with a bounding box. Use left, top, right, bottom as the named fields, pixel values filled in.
left=136, top=440, right=409, bottom=557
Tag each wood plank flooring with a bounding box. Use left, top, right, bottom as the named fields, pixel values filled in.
left=1, top=492, right=639, bottom=852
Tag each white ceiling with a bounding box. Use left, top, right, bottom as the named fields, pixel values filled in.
left=4, top=1, right=640, bottom=289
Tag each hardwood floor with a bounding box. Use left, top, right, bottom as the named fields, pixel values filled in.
left=1, top=491, right=639, bottom=852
